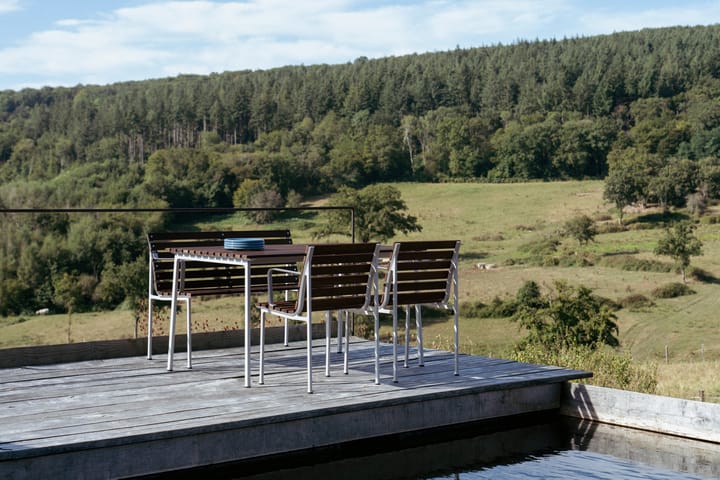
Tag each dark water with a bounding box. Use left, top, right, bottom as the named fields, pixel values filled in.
left=142, top=415, right=720, bottom=480
left=434, top=450, right=709, bottom=479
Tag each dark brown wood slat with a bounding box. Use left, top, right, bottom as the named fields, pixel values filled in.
left=396, top=270, right=451, bottom=281
left=310, top=264, right=372, bottom=276
left=310, top=297, right=367, bottom=310
left=152, top=239, right=223, bottom=250
left=312, top=285, right=368, bottom=298
left=392, top=240, right=459, bottom=250
left=397, top=250, right=454, bottom=261
left=159, top=275, right=297, bottom=291
left=396, top=291, right=448, bottom=304
left=395, top=260, right=452, bottom=273
left=310, top=273, right=369, bottom=287
left=396, top=280, right=449, bottom=292
left=309, top=243, right=376, bottom=255
left=311, top=253, right=375, bottom=265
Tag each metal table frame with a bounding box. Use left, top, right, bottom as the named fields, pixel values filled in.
left=166, top=244, right=306, bottom=387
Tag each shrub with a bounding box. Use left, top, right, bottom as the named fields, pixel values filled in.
left=595, top=222, right=627, bottom=234
left=563, top=214, right=597, bottom=245
left=509, top=344, right=657, bottom=393
left=555, top=251, right=597, bottom=267
left=460, top=297, right=517, bottom=318
left=513, top=280, right=619, bottom=349
left=598, top=254, right=674, bottom=273
left=619, top=294, right=655, bottom=310
left=518, top=236, right=560, bottom=256
left=459, top=300, right=486, bottom=318
left=651, top=282, right=696, bottom=299
left=484, top=296, right=518, bottom=318
left=625, top=222, right=658, bottom=231
left=517, top=236, right=561, bottom=265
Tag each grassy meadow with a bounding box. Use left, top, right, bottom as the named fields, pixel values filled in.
left=3, top=180, right=720, bottom=401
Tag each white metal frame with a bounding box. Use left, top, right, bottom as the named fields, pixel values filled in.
left=258, top=244, right=381, bottom=394
left=166, top=252, right=254, bottom=386
left=378, top=241, right=461, bottom=382
left=147, top=250, right=191, bottom=361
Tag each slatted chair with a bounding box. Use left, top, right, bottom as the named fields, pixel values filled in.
left=146, top=230, right=295, bottom=364
left=378, top=240, right=461, bottom=382
left=258, top=243, right=381, bottom=393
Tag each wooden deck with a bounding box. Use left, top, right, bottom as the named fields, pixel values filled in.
left=0, top=338, right=590, bottom=480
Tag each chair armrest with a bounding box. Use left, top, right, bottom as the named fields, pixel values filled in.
left=267, top=267, right=300, bottom=304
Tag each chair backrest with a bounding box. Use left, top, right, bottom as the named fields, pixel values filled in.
left=147, top=230, right=293, bottom=296
left=381, top=240, right=461, bottom=307
left=296, top=243, right=380, bottom=313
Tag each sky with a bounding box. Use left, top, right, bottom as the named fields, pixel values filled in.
left=1, top=0, right=720, bottom=91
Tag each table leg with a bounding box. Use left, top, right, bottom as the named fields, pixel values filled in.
left=167, top=257, right=181, bottom=371
left=244, top=260, right=251, bottom=387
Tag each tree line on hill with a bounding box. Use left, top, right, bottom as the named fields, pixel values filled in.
left=2, top=24, right=720, bottom=315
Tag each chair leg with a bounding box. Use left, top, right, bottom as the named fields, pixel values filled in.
left=392, top=305, right=398, bottom=383
left=454, top=306, right=459, bottom=376
left=336, top=309, right=343, bottom=354
left=284, top=291, right=290, bottom=347
left=259, top=310, right=266, bottom=385
left=147, top=298, right=153, bottom=360
left=307, top=320, right=313, bottom=394
left=416, top=305, right=424, bottom=367
left=185, top=298, right=192, bottom=369
left=374, top=308, right=380, bottom=385
left=404, top=306, right=410, bottom=368
left=343, top=312, right=350, bottom=374
left=325, top=311, right=331, bottom=377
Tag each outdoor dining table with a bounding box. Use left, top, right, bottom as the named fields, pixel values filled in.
left=166, top=243, right=307, bottom=387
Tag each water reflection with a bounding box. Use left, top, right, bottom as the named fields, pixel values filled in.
left=142, top=414, right=720, bottom=480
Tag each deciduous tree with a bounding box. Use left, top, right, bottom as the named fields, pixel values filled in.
left=654, top=221, right=703, bottom=283
left=314, top=185, right=422, bottom=243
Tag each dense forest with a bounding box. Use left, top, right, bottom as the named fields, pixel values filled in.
left=2, top=24, right=720, bottom=315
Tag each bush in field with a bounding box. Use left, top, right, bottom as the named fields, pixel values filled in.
left=595, top=222, right=627, bottom=234
left=509, top=344, right=657, bottom=393
left=563, top=214, right=597, bottom=246
left=598, top=254, right=674, bottom=272
left=460, top=296, right=517, bottom=318
left=619, top=293, right=655, bottom=310
left=651, top=282, right=696, bottom=299
left=513, top=280, right=619, bottom=350
left=516, top=236, right=561, bottom=265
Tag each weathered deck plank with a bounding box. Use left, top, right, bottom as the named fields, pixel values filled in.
left=0, top=339, right=590, bottom=480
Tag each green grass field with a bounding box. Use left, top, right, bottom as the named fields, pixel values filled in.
left=3, top=180, right=720, bottom=401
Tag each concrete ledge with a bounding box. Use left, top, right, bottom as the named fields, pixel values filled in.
left=561, top=383, right=720, bottom=443
left=2, top=384, right=561, bottom=478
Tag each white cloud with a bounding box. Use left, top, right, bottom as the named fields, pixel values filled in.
left=0, top=0, right=20, bottom=14
left=1, top=0, right=720, bottom=89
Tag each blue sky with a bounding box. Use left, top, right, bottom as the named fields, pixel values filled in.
left=1, top=0, right=720, bottom=91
